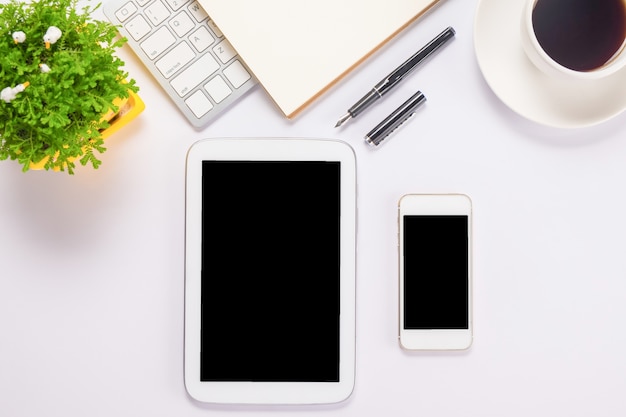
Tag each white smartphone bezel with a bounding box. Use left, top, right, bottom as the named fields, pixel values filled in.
left=398, top=193, right=473, bottom=351
left=184, top=138, right=357, bottom=405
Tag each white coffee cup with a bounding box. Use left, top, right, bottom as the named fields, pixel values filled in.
left=520, top=0, right=626, bottom=80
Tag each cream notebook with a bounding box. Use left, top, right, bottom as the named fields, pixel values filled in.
left=197, top=0, right=444, bottom=118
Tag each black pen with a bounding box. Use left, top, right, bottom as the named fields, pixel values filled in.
left=335, top=26, right=454, bottom=128
left=365, top=90, right=426, bottom=147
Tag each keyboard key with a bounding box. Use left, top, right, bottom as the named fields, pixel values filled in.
left=169, top=11, right=195, bottom=37
left=170, top=53, right=220, bottom=96
left=156, top=42, right=195, bottom=78
left=125, top=15, right=151, bottom=41
left=208, top=20, right=223, bottom=38
left=164, top=0, right=188, bottom=11
left=115, top=2, right=138, bottom=22
left=145, top=0, right=170, bottom=26
left=224, top=60, right=251, bottom=88
left=187, top=1, right=208, bottom=22
left=213, top=39, right=236, bottom=63
left=188, top=26, right=214, bottom=52
left=205, top=76, right=232, bottom=103
left=185, top=90, right=214, bottom=118
left=140, top=26, right=176, bottom=59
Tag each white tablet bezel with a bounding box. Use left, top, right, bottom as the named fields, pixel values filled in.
left=184, top=138, right=357, bottom=405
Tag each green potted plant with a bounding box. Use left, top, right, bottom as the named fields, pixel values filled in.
left=0, top=0, right=143, bottom=174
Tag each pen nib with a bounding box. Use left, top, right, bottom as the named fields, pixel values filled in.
left=335, top=113, right=352, bottom=128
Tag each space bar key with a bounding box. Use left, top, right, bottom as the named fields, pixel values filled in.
left=170, top=54, right=220, bottom=97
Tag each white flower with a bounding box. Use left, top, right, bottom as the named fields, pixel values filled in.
left=1, top=82, right=29, bottom=103
left=43, top=26, right=62, bottom=48
left=12, top=31, right=26, bottom=44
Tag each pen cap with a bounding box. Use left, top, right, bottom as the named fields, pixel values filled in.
left=365, top=91, right=426, bottom=146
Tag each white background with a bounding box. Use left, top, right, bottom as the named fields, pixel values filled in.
left=2, top=0, right=626, bottom=415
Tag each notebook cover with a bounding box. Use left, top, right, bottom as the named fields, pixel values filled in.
left=197, top=0, right=444, bottom=118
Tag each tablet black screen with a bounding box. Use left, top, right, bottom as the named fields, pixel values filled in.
left=200, top=160, right=341, bottom=382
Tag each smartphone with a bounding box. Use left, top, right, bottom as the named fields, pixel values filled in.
left=398, top=194, right=473, bottom=350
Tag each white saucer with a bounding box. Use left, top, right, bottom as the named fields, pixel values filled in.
left=474, top=0, right=626, bottom=128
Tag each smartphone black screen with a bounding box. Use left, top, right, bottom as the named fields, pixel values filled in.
left=403, top=215, right=469, bottom=329
left=200, top=161, right=341, bottom=382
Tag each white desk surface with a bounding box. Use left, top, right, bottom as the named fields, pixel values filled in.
left=2, top=0, right=626, bottom=415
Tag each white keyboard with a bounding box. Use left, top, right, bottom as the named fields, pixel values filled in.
left=104, top=0, right=257, bottom=129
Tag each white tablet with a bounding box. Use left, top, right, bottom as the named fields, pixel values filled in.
left=184, top=138, right=357, bottom=405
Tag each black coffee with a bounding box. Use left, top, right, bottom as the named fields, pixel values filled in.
left=532, top=0, right=626, bottom=71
